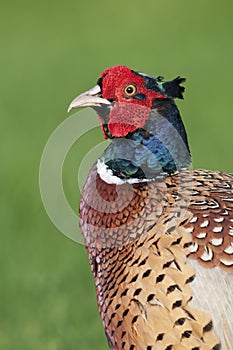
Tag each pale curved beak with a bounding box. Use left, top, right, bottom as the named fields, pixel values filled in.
left=67, top=85, right=111, bottom=112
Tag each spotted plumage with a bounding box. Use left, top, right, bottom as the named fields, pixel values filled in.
left=68, top=65, right=233, bottom=349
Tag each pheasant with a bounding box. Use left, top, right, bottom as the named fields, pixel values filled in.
left=68, top=66, right=233, bottom=350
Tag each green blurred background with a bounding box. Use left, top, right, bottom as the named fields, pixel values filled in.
left=1, top=1, right=233, bottom=349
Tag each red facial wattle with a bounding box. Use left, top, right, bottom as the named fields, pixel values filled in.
left=98, top=66, right=167, bottom=138
left=107, top=102, right=151, bottom=137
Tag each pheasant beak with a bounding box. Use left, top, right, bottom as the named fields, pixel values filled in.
left=67, top=85, right=111, bottom=112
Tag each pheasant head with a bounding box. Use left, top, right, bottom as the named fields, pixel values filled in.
left=68, top=65, right=191, bottom=183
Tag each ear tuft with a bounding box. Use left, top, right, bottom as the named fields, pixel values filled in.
left=162, top=77, right=186, bottom=99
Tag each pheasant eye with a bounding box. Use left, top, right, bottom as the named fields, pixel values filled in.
left=124, top=84, right=137, bottom=97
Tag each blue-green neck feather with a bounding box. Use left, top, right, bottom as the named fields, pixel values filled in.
left=99, top=99, right=191, bottom=181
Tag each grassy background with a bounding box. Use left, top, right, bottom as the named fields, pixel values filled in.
left=1, top=1, right=233, bottom=349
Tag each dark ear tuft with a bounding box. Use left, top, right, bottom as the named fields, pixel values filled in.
left=162, top=77, right=186, bottom=99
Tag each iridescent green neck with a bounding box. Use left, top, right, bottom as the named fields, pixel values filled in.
left=96, top=99, right=191, bottom=184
